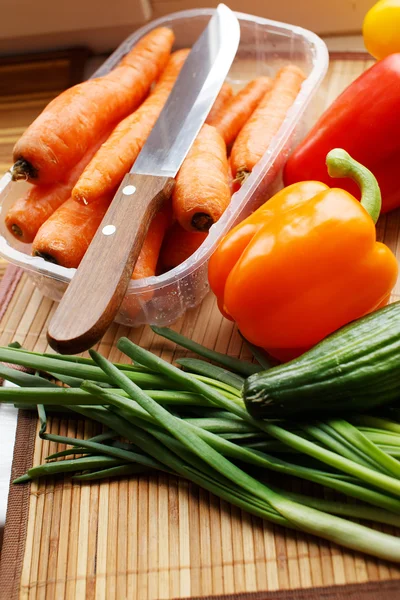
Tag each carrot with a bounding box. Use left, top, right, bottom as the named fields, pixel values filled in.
left=209, top=77, right=273, bottom=146
left=230, top=65, right=306, bottom=181
left=118, top=204, right=171, bottom=320
left=73, top=49, right=190, bottom=205
left=205, top=83, right=233, bottom=125
left=12, top=27, right=174, bottom=184
left=5, top=183, right=71, bottom=245
left=160, top=222, right=207, bottom=270
left=132, top=204, right=171, bottom=280
left=227, top=157, right=240, bottom=195
left=172, top=124, right=231, bottom=232
left=32, top=194, right=113, bottom=268
left=5, top=130, right=111, bottom=243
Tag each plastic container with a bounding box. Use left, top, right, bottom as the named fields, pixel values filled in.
left=0, top=9, right=328, bottom=327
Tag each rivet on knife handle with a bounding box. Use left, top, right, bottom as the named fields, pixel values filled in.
left=47, top=173, right=175, bottom=354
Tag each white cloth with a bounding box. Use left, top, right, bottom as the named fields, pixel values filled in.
left=0, top=383, right=18, bottom=538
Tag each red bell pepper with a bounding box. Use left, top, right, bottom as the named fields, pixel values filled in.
left=284, top=54, right=400, bottom=213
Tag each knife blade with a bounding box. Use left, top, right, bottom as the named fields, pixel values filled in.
left=133, top=3, right=240, bottom=178
left=47, top=4, right=240, bottom=354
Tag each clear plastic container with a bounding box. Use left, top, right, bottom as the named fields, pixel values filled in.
left=0, top=9, right=328, bottom=327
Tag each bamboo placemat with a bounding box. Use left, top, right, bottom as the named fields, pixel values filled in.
left=1, top=54, right=400, bottom=600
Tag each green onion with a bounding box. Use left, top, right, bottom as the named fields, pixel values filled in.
left=0, top=347, right=174, bottom=389
left=326, top=419, right=400, bottom=478
left=190, top=374, right=242, bottom=398
left=176, top=358, right=244, bottom=391
left=47, top=372, right=93, bottom=388
left=46, top=430, right=116, bottom=460
left=72, top=464, right=148, bottom=481
left=377, top=446, right=400, bottom=457
left=44, top=352, right=149, bottom=371
left=81, top=431, right=116, bottom=443
left=0, top=388, right=104, bottom=405
left=264, top=422, right=400, bottom=499
left=302, top=423, right=391, bottom=473
left=151, top=326, right=262, bottom=376
left=273, top=489, right=400, bottom=527
left=40, top=432, right=168, bottom=473
left=0, top=386, right=223, bottom=408
left=13, top=474, right=31, bottom=484
left=240, top=337, right=276, bottom=370
left=14, top=404, right=72, bottom=415
left=362, top=430, right=400, bottom=445
left=117, top=337, right=400, bottom=499
left=8, top=346, right=150, bottom=373
left=183, top=417, right=258, bottom=434
left=0, top=363, right=56, bottom=388
left=100, top=417, right=294, bottom=528
left=5, top=333, right=400, bottom=564
left=114, top=400, right=400, bottom=515
left=38, top=403, right=47, bottom=436
left=145, top=426, right=400, bottom=528
left=89, top=348, right=400, bottom=562
left=46, top=447, right=91, bottom=460
left=15, top=455, right=128, bottom=483
left=353, top=416, right=400, bottom=434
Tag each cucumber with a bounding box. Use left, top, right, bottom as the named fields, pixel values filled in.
left=243, top=302, right=400, bottom=419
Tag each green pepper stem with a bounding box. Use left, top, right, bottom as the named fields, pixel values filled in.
left=326, top=148, right=381, bottom=224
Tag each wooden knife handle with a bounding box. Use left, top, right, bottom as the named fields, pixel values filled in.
left=47, top=172, right=175, bottom=354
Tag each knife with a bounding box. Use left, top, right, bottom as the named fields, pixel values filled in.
left=47, top=4, right=240, bottom=354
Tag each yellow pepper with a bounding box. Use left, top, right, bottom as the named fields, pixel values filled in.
left=363, top=1, right=400, bottom=59
left=208, top=150, right=398, bottom=362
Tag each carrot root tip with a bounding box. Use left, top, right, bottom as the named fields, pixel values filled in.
left=191, top=213, right=214, bottom=232
left=234, top=169, right=251, bottom=185
left=11, top=159, right=38, bottom=181
left=72, top=192, right=86, bottom=205
left=10, top=224, right=23, bottom=238
left=33, top=250, right=58, bottom=265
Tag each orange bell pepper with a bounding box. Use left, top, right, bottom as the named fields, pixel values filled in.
left=208, top=149, right=398, bottom=362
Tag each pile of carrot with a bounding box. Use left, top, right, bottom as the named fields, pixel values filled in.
left=5, top=25, right=306, bottom=314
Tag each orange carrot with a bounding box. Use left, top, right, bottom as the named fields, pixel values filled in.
left=172, top=124, right=231, bottom=232
left=227, top=157, right=240, bottom=195
left=132, top=204, right=171, bottom=280
left=5, top=130, right=111, bottom=243
left=160, top=222, right=207, bottom=270
left=205, top=83, right=233, bottom=125
left=119, top=204, right=171, bottom=319
left=73, top=49, right=190, bottom=205
left=12, top=27, right=174, bottom=184
left=230, top=65, right=306, bottom=180
left=32, top=194, right=113, bottom=268
left=209, top=77, right=273, bottom=146
left=6, top=183, right=71, bottom=244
